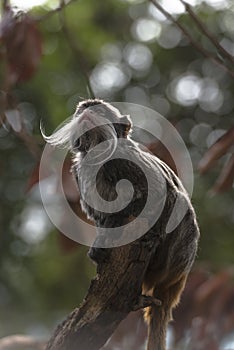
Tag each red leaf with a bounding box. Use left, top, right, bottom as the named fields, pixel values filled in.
left=194, top=270, right=231, bottom=304
left=26, top=147, right=55, bottom=192
left=58, top=231, right=81, bottom=253
left=26, top=162, right=40, bottom=192
left=198, top=127, right=234, bottom=174
left=212, top=154, right=234, bottom=193
left=0, top=8, right=42, bottom=84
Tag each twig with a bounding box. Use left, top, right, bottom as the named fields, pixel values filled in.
left=36, top=0, right=77, bottom=22
left=58, top=0, right=95, bottom=98
left=180, top=0, right=234, bottom=65
left=212, top=154, right=234, bottom=193
left=198, top=126, right=234, bottom=174
left=46, top=219, right=160, bottom=350
left=149, top=0, right=234, bottom=79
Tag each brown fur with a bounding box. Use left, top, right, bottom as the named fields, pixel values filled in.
left=46, top=99, right=200, bottom=350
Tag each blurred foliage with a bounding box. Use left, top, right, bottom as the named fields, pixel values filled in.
left=0, top=0, right=233, bottom=348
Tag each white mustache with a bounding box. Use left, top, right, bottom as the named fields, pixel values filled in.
left=41, top=116, right=78, bottom=149
left=41, top=115, right=119, bottom=165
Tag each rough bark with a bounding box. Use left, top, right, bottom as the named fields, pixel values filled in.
left=46, top=220, right=160, bottom=350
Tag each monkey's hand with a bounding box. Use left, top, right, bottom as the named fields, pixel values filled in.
left=132, top=295, right=162, bottom=311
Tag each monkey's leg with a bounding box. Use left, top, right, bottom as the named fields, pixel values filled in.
left=146, top=274, right=187, bottom=350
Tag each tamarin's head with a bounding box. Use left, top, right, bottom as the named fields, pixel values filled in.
left=43, top=99, right=132, bottom=153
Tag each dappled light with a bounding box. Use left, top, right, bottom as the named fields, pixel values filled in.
left=199, top=78, right=224, bottom=112
left=17, top=206, right=51, bottom=245
left=189, top=123, right=212, bottom=147
left=123, top=42, right=153, bottom=71
left=0, top=0, right=233, bottom=349
left=10, top=0, right=48, bottom=10
left=168, top=74, right=202, bottom=106
left=131, top=17, right=161, bottom=42
left=90, top=62, right=130, bottom=95
left=157, top=25, right=182, bottom=49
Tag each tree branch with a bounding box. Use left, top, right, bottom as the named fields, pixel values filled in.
left=149, top=0, right=234, bottom=79
left=180, top=0, right=234, bottom=65
left=46, top=220, right=160, bottom=350
left=58, top=0, right=95, bottom=99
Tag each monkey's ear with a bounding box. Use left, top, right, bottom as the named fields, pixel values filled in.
left=119, top=115, right=132, bottom=137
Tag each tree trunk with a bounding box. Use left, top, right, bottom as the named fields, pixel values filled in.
left=46, top=220, right=159, bottom=350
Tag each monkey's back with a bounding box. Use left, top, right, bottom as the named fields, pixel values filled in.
left=75, top=140, right=199, bottom=287
left=75, top=138, right=199, bottom=349
left=131, top=145, right=199, bottom=294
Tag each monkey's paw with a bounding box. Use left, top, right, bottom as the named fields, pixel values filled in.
left=132, top=295, right=162, bottom=311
